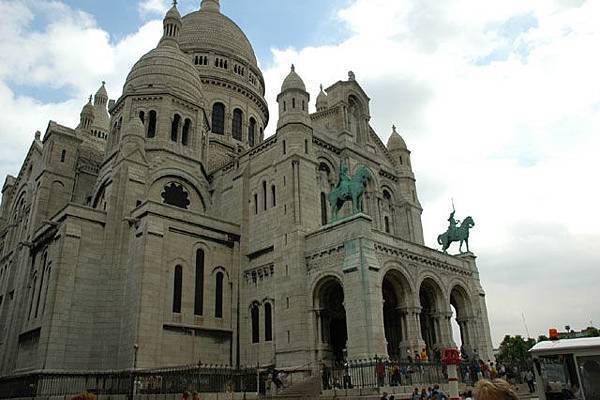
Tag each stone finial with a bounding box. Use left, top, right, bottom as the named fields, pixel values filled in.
left=348, top=71, right=356, bottom=81
left=88, top=95, right=93, bottom=103
left=392, top=125, right=397, bottom=133
left=291, top=64, right=295, bottom=73
left=35, top=130, right=41, bottom=141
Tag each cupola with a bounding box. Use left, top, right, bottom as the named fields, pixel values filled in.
left=78, top=96, right=95, bottom=131
left=160, top=2, right=182, bottom=48
left=387, top=125, right=412, bottom=169
left=277, top=65, right=310, bottom=128
left=316, top=84, right=328, bottom=112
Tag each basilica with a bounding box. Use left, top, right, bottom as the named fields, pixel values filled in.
left=0, top=0, right=493, bottom=375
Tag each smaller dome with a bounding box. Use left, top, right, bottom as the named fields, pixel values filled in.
left=316, top=84, right=328, bottom=110
left=165, top=4, right=181, bottom=20
left=81, top=96, right=94, bottom=116
left=281, top=65, right=306, bottom=92
left=387, top=125, right=407, bottom=150
left=95, top=81, right=108, bottom=100
left=123, top=44, right=203, bottom=105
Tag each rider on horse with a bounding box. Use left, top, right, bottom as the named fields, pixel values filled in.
left=448, top=210, right=460, bottom=238
left=338, top=162, right=350, bottom=188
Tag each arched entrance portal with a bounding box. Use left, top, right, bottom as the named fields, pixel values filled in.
left=419, top=278, right=444, bottom=354
left=383, top=279, right=401, bottom=358
left=382, top=270, right=411, bottom=360
left=315, top=278, right=347, bottom=363
left=450, top=285, right=473, bottom=354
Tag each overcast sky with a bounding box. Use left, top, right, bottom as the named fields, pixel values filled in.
left=0, top=0, right=598, bottom=347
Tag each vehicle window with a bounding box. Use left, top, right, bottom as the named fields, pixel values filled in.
left=539, top=355, right=579, bottom=398
left=577, top=355, right=600, bottom=400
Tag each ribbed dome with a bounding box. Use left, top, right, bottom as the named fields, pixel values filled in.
left=123, top=45, right=203, bottom=105
left=180, top=5, right=258, bottom=67
left=316, top=84, right=328, bottom=110
left=281, top=65, right=306, bottom=92
left=387, top=125, right=407, bottom=150
left=81, top=97, right=94, bottom=116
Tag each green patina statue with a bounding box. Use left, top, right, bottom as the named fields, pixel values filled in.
left=438, top=210, right=475, bottom=253
left=328, top=163, right=372, bottom=221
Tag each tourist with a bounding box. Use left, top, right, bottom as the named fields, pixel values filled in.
left=412, top=387, right=420, bottom=400
left=321, top=362, right=331, bottom=390
left=524, top=369, right=535, bottom=393
left=433, top=384, right=448, bottom=400
left=375, top=358, right=386, bottom=387
left=473, top=379, right=518, bottom=400
left=192, top=391, right=200, bottom=400
left=182, top=392, right=191, bottom=400
left=380, top=391, right=389, bottom=400
left=421, top=388, right=428, bottom=399
left=463, top=390, right=473, bottom=400
left=421, top=348, right=429, bottom=362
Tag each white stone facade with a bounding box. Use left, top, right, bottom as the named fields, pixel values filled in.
left=0, top=0, right=493, bottom=376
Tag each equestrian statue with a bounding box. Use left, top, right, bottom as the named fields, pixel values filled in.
left=437, top=208, right=475, bottom=253
left=328, top=163, right=372, bottom=221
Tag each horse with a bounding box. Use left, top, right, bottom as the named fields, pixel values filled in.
left=437, top=216, right=475, bottom=253
left=328, top=166, right=372, bottom=221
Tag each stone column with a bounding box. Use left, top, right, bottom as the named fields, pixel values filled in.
left=400, top=306, right=425, bottom=357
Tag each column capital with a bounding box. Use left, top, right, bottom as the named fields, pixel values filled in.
left=398, top=306, right=421, bottom=314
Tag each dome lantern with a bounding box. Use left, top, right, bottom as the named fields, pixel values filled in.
left=160, top=2, right=182, bottom=48
left=316, top=84, right=328, bottom=112
left=277, top=65, right=310, bottom=128
left=200, top=0, right=220, bottom=13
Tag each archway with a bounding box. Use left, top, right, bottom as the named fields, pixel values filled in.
left=315, top=278, right=347, bottom=363
left=450, top=285, right=473, bottom=354
left=382, top=270, right=411, bottom=360
left=419, top=278, right=444, bottom=355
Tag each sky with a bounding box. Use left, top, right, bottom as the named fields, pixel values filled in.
left=0, top=0, right=599, bottom=348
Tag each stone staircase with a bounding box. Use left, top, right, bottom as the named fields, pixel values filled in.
left=268, top=376, right=322, bottom=400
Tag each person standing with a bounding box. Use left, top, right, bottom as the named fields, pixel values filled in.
left=524, top=369, right=535, bottom=393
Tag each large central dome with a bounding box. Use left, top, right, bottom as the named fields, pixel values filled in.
left=180, top=0, right=258, bottom=68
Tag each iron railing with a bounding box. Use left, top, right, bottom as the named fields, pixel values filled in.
left=322, top=359, right=446, bottom=389
left=0, top=365, right=259, bottom=399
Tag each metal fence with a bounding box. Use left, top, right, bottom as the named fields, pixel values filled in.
left=322, top=359, right=446, bottom=390
left=0, top=366, right=259, bottom=399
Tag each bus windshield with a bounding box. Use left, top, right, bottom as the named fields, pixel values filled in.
left=578, top=355, right=600, bottom=399
left=535, top=354, right=580, bottom=399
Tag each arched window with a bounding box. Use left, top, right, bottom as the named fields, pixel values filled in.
left=283, top=101, right=286, bottom=112
left=215, top=271, right=223, bottom=318
left=321, top=192, right=328, bottom=226
left=384, top=216, right=390, bottom=234
left=265, top=303, right=273, bottom=341
left=262, top=181, right=267, bottom=211
left=182, top=118, right=192, bottom=146
left=251, top=303, right=260, bottom=343
left=211, top=103, right=225, bottom=135
left=148, top=110, right=157, bottom=138
left=173, top=265, right=182, bottom=313
left=60, top=150, right=66, bottom=163
left=139, top=111, right=145, bottom=123
left=194, top=249, right=204, bottom=316
left=254, top=193, right=258, bottom=215
left=248, top=117, right=256, bottom=147
left=292, top=98, right=296, bottom=109
left=171, top=114, right=181, bottom=142
left=232, top=109, right=243, bottom=140
left=271, top=185, right=276, bottom=207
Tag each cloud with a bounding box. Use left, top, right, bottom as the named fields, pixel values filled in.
left=139, top=0, right=169, bottom=17
left=0, top=0, right=162, bottom=179
left=263, top=0, right=600, bottom=345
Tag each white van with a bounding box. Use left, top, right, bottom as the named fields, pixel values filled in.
left=529, top=337, right=600, bottom=400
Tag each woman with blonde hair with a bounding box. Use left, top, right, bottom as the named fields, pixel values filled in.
left=473, top=379, right=519, bottom=400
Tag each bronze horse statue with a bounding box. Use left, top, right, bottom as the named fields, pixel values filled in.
left=437, top=216, right=475, bottom=253
left=328, top=165, right=372, bottom=221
